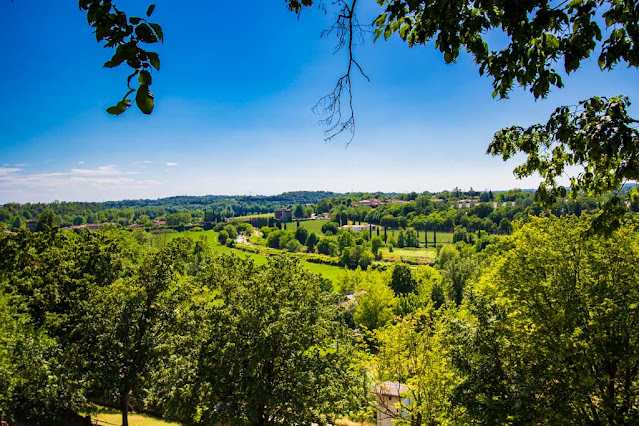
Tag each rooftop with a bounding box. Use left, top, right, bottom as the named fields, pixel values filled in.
left=373, top=381, right=409, bottom=397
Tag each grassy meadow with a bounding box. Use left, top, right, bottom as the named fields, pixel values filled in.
left=232, top=213, right=273, bottom=220
left=382, top=228, right=454, bottom=245
left=281, top=219, right=328, bottom=235
left=154, top=229, right=344, bottom=283
left=380, top=246, right=437, bottom=264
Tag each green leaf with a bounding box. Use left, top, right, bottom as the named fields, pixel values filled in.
left=136, top=85, right=154, bottom=114
left=104, top=47, right=126, bottom=68
left=106, top=100, right=131, bottom=116
left=147, top=52, right=160, bottom=70
left=146, top=4, right=156, bottom=17
left=138, top=70, right=152, bottom=85
left=135, top=23, right=158, bottom=43
left=150, top=23, right=164, bottom=43
left=444, top=52, right=452, bottom=63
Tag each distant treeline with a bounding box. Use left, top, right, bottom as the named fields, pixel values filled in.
left=2, top=187, right=638, bottom=231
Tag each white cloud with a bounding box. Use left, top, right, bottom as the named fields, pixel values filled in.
left=132, top=160, right=154, bottom=166
left=165, top=162, right=179, bottom=167
left=70, top=165, right=137, bottom=176
left=0, top=165, right=158, bottom=202
left=0, top=167, right=22, bottom=176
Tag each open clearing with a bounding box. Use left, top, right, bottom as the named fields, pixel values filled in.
left=89, top=408, right=370, bottom=426
left=380, top=246, right=437, bottom=264
left=280, top=219, right=328, bottom=235
left=87, top=409, right=179, bottom=426
left=156, top=229, right=344, bottom=283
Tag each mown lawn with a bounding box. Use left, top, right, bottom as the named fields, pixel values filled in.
left=302, top=261, right=347, bottom=284
left=88, top=408, right=371, bottom=426
left=87, top=409, right=180, bottom=426
left=281, top=219, right=329, bottom=236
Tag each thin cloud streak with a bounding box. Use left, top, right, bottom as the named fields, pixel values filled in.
left=0, top=165, right=159, bottom=203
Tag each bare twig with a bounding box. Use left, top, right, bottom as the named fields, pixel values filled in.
left=313, top=0, right=371, bottom=146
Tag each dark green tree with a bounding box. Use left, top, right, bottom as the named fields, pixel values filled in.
left=390, top=263, right=416, bottom=295
left=217, top=229, right=229, bottom=245
left=305, top=232, right=319, bottom=252
left=293, top=204, right=305, bottom=219
left=35, top=208, right=59, bottom=232
left=295, top=226, right=308, bottom=245
left=321, top=221, right=339, bottom=236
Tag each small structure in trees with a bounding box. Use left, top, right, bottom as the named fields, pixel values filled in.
left=273, top=208, right=292, bottom=222
left=373, top=381, right=409, bottom=426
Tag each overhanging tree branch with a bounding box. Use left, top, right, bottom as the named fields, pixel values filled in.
left=313, top=0, right=371, bottom=146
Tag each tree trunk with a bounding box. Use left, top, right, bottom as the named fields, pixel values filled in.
left=120, top=390, right=130, bottom=426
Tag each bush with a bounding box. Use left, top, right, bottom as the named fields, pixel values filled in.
left=305, top=232, right=319, bottom=252
left=217, top=230, right=229, bottom=245
left=317, top=236, right=339, bottom=256
left=267, top=230, right=283, bottom=249
left=321, top=221, right=339, bottom=236
left=390, top=264, right=416, bottom=295
left=285, top=239, right=302, bottom=253
left=371, top=236, right=383, bottom=255
left=437, top=245, right=459, bottom=268
left=224, top=225, right=238, bottom=240
left=295, top=227, right=308, bottom=244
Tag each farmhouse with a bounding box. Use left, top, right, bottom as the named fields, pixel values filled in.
left=341, top=224, right=377, bottom=232
left=357, top=199, right=383, bottom=207
left=492, top=201, right=516, bottom=207
left=457, top=197, right=480, bottom=208
left=273, top=208, right=292, bottom=222
left=373, top=381, right=410, bottom=426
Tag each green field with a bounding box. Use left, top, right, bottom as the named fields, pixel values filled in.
left=382, top=228, right=454, bottom=246
left=233, top=213, right=273, bottom=220
left=154, top=229, right=344, bottom=283
left=302, top=261, right=347, bottom=283
left=85, top=408, right=179, bottom=426
left=280, top=219, right=329, bottom=235
left=379, top=247, right=437, bottom=264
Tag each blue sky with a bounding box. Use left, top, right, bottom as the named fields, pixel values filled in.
left=1, top=1, right=638, bottom=203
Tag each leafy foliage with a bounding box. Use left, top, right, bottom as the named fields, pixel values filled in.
left=448, top=216, right=639, bottom=423
left=79, top=1, right=162, bottom=115
left=489, top=95, right=639, bottom=228
left=375, top=0, right=638, bottom=100
left=159, top=255, right=357, bottom=425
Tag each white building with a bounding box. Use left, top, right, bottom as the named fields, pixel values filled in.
left=373, top=381, right=410, bottom=426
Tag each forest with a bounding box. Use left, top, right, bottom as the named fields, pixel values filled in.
left=1, top=189, right=638, bottom=425
left=2, top=0, right=639, bottom=423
